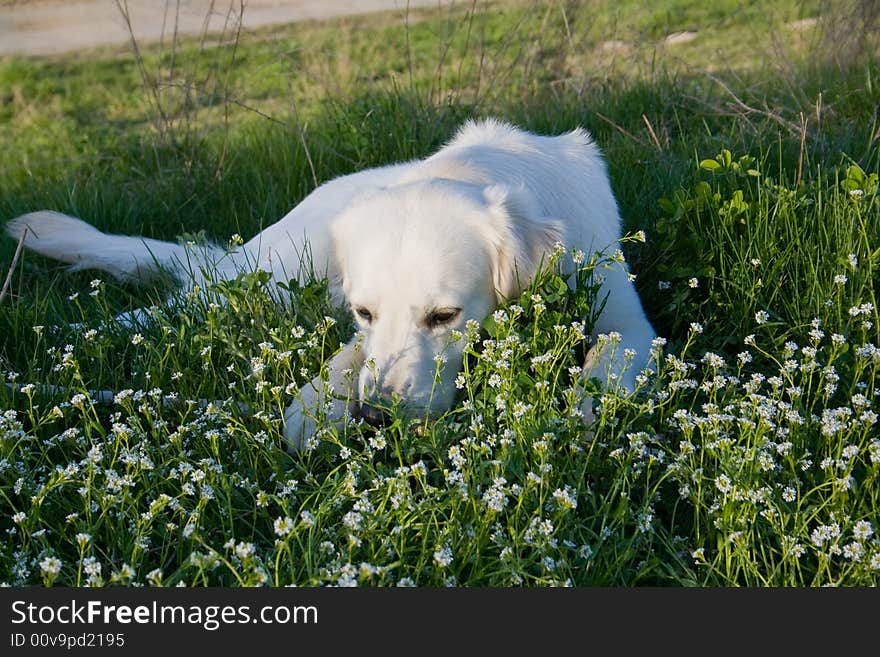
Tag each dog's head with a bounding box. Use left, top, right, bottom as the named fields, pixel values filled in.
left=331, top=179, right=564, bottom=424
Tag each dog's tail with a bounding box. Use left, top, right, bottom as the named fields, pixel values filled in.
left=5, top=210, right=215, bottom=285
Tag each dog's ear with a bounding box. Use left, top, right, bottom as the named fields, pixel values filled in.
left=481, top=184, right=565, bottom=301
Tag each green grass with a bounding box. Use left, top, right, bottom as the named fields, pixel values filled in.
left=1, top=0, right=879, bottom=586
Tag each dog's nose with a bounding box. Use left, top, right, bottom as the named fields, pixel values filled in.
left=359, top=403, right=391, bottom=428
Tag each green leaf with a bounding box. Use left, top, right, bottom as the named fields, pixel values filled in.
left=695, top=181, right=712, bottom=199
left=482, top=314, right=498, bottom=337
left=846, top=163, right=866, bottom=185
left=658, top=197, right=676, bottom=214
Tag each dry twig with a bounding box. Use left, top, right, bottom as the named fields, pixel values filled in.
left=0, top=226, right=27, bottom=305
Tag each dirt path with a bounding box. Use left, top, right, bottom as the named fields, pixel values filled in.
left=0, top=0, right=452, bottom=56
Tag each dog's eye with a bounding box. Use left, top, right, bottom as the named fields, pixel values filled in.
left=427, top=307, right=461, bottom=328
left=355, top=306, right=373, bottom=323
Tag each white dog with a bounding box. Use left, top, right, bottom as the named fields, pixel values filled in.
left=6, top=119, right=657, bottom=450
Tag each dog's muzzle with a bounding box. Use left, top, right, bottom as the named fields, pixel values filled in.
left=358, top=402, right=391, bottom=428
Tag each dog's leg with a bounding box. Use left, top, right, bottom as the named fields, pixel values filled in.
left=283, top=335, right=365, bottom=452
left=578, top=269, right=656, bottom=424
left=110, top=307, right=160, bottom=330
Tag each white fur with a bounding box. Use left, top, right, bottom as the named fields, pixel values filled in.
left=6, top=119, right=657, bottom=451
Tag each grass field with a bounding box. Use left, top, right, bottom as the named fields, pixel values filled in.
left=1, top=0, right=879, bottom=586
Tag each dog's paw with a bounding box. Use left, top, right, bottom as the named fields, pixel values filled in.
left=282, top=394, right=317, bottom=454
left=578, top=395, right=596, bottom=427
left=282, top=381, right=354, bottom=454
